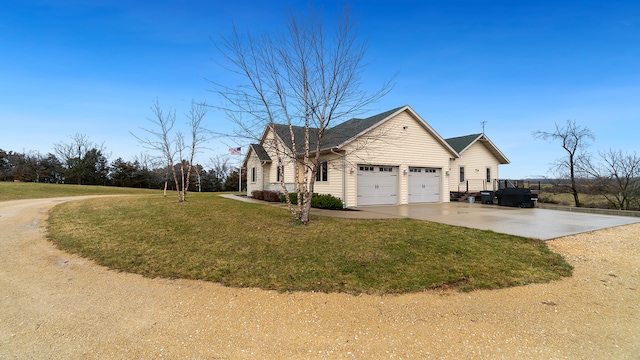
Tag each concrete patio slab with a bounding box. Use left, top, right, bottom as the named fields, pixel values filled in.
left=348, top=202, right=640, bottom=240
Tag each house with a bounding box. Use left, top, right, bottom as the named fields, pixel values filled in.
left=243, top=105, right=509, bottom=207
left=445, top=133, right=510, bottom=195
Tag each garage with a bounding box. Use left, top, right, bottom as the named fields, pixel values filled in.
left=408, top=167, right=441, bottom=203
left=357, top=165, right=398, bottom=206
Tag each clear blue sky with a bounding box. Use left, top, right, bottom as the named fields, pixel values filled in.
left=2, top=0, right=638, bottom=179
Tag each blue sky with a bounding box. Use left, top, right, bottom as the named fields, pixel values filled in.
left=1, top=0, right=638, bottom=178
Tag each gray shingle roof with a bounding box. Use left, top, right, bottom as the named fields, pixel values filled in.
left=249, top=143, right=272, bottom=162
left=445, top=134, right=482, bottom=153
left=271, top=106, right=406, bottom=152
left=272, top=124, right=320, bottom=150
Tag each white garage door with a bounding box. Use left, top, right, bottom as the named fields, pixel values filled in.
left=408, top=167, right=441, bottom=203
left=357, top=165, right=398, bottom=206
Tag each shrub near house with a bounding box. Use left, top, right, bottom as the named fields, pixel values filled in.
left=280, top=192, right=344, bottom=209
left=251, top=190, right=281, bottom=202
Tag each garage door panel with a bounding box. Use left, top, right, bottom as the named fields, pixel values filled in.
left=408, top=167, right=441, bottom=203
left=357, top=165, right=397, bottom=206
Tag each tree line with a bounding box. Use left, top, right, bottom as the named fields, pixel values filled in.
left=0, top=135, right=242, bottom=192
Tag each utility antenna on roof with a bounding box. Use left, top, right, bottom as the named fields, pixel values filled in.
left=481, top=121, right=487, bottom=134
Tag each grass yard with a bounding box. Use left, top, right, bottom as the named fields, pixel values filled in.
left=0, top=181, right=158, bottom=201
left=47, top=192, right=572, bottom=295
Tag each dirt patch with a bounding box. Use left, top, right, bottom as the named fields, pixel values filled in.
left=1, top=197, right=638, bottom=358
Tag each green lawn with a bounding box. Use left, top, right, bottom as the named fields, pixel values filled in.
left=46, top=192, right=573, bottom=295
left=0, top=181, right=158, bottom=201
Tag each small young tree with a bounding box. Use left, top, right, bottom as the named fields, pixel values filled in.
left=133, top=99, right=209, bottom=202
left=212, top=4, right=392, bottom=224
left=533, top=120, right=594, bottom=207
left=178, top=100, right=209, bottom=199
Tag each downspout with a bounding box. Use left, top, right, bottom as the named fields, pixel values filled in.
left=330, top=148, right=346, bottom=208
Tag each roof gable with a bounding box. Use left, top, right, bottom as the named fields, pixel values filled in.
left=242, top=143, right=273, bottom=169
left=445, top=133, right=510, bottom=164
left=322, top=106, right=405, bottom=148
left=250, top=143, right=271, bottom=162
left=325, top=105, right=459, bottom=157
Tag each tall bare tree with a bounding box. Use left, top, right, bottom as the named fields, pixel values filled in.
left=54, top=133, right=108, bottom=185
left=533, top=120, right=594, bottom=207
left=212, top=4, right=392, bottom=224
left=133, top=99, right=209, bottom=202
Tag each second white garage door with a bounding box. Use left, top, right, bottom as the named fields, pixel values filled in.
left=357, top=165, right=398, bottom=206
left=408, top=167, right=441, bottom=203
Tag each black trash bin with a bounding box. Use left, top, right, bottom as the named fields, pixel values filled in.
left=495, top=188, right=535, bottom=208
left=480, top=191, right=494, bottom=204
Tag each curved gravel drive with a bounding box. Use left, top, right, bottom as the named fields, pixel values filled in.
left=1, top=197, right=638, bottom=359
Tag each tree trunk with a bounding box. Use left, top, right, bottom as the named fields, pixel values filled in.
left=569, top=153, right=581, bottom=207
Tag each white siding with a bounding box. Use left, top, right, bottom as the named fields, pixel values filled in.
left=313, top=153, right=345, bottom=201
left=449, top=141, right=500, bottom=192
left=261, top=128, right=298, bottom=193
left=245, top=151, right=265, bottom=196
left=341, top=111, right=453, bottom=207
left=247, top=128, right=300, bottom=195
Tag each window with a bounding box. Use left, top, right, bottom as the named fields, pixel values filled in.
left=486, top=167, right=491, bottom=183
left=459, top=166, right=465, bottom=183
left=359, top=166, right=374, bottom=171
left=277, top=167, right=283, bottom=182
left=316, top=161, right=328, bottom=182
left=251, top=167, right=256, bottom=183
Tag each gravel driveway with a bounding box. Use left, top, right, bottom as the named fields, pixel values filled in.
left=1, top=197, right=639, bottom=359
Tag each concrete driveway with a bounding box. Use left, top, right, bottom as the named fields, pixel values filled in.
left=222, top=195, right=639, bottom=240
left=319, top=202, right=640, bottom=240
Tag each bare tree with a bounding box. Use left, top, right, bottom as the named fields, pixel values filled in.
left=583, top=149, right=640, bottom=210
left=208, top=155, right=232, bottom=189
left=180, top=100, right=209, bottom=200
left=54, top=133, right=107, bottom=185
left=133, top=100, right=181, bottom=200
left=212, top=4, right=393, bottom=224
left=533, top=120, right=594, bottom=207
left=54, top=133, right=92, bottom=167
left=132, top=99, right=209, bottom=202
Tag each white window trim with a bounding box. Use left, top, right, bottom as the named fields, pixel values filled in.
left=316, top=161, right=328, bottom=182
